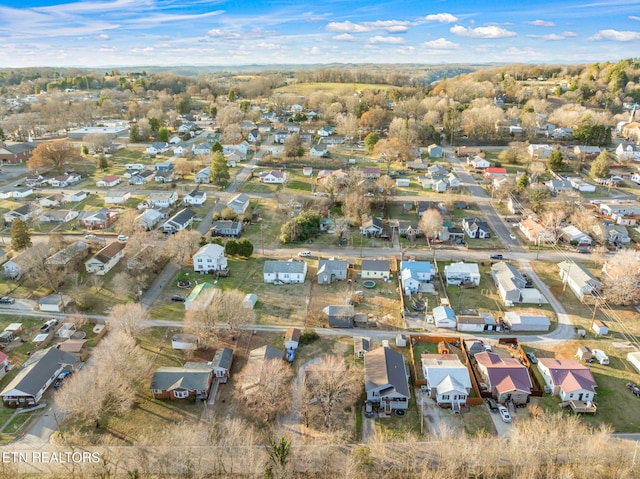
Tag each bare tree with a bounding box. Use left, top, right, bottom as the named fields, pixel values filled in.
left=111, top=272, right=139, bottom=301
left=107, top=302, right=149, bottom=338
left=236, top=358, right=293, bottom=423
left=304, top=355, right=361, bottom=430
left=418, top=208, right=444, bottom=248
left=602, top=250, right=640, bottom=305
left=183, top=291, right=220, bottom=347
left=342, top=188, right=370, bottom=226
left=82, top=132, right=113, bottom=153
left=542, top=208, right=568, bottom=244
left=161, top=229, right=202, bottom=265
left=211, top=289, right=256, bottom=334
left=173, top=157, right=193, bottom=178
left=114, top=209, right=146, bottom=236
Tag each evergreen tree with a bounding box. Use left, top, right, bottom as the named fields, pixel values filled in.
left=238, top=238, right=254, bottom=257
left=10, top=219, right=31, bottom=251
left=546, top=150, right=564, bottom=172
left=363, top=132, right=380, bottom=153
left=516, top=173, right=529, bottom=193
left=210, top=151, right=230, bottom=186
left=590, top=150, right=611, bottom=179
left=158, top=127, right=170, bottom=143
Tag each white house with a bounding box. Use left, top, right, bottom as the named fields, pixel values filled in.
left=432, top=306, right=457, bottom=329
left=85, top=242, right=126, bottom=275
left=503, top=311, right=550, bottom=332
left=162, top=208, right=196, bottom=234
left=227, top=194, right=250, bottom=215
left=193, top=244, right=228, bottom=274
left=361, top=260, right=391, bottom=280
left=560, top=225, right=592, bottom=245
left=527, top=144, right=554, bottom=158
left=400, top=260, right=435, bottom=295
left=519, top=218, right=555, bottom=243
left=183, top=190, right=207, bottom=206
left=148, top=191, right=178, bottom=208
left=421, top=353, right=472, bottom=409
left=263, top=259, right=307, bottom=284
left=104, top=190, right=131, bottom=205
left=194, top=167, right=211, bottom=184
left=96, top=175, right=120, bottom=188
left=537, top=359, right=597, bottom=402
left=259, top=171, right=286, bottom=184
left=467, top=156, right=490, bottom=169
left=444, top=262, right=480, bottom=286
left=558, top=261, right=601, bottom=301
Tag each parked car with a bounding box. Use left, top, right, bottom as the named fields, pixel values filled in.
left=364, top=401, right=374, bottom=418
left=486, top=398, right=499, bottom=412
left=498, top=406, right=512, bottom=423
left=171, top=295, right=186, bottom=302
left=626, top=382, right=640, bottom=397
left=84, top=234, right=97, bottom=239
left=509, top=234, right=516, bottom=240
left=117, top=235, right=129, bottom=242
left=40, top=319, right=59, bottom=333
left=490, top=254, right=503, bottom=260
left=298, top=250, right=311, bottom=257
left=0, top=296, right=15, bottom=304
left=526, top=352, right=538, bottom=364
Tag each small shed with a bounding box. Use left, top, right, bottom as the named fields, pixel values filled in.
left=354, top=337, right=371, bottom=359
left=242, top=293, right=257, bottom=309
left=0, top=331, right=14, bottom=344
left=592, top=320, right=609, bottom=336
left=628, top=351, right=640, bottom=374
left=284, top=328, right=301, bottom=350
left=576, top=346, right=594, bottom=362
left=172, top=334, right=200, bottom=350
left=211, top=347, right=233, bottom=383
left=39, top=294, right=63, bottom=313
left=395, top=334, right=408, bottom=347
left=3, top=323, right=23, bottom=334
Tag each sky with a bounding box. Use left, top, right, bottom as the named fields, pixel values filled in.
left=1, top=0, right=640, bottom=68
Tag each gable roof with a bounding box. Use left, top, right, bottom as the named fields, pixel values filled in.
left=475, top=351, right=532, bottom=393
left=361, top=259, right=390, bottom=272
left=93, top=241, right=125, bottom=264
left=249, top=345, right=283, bottom=362
left=263, top=259, right=307, bottom=275
left=194, top=243, right=225, bottom=259
left=364, top=346, right=409, bottom=398
left=211, top=348, right=233, bottom=370
left=558, top=261, right=601, bottom=289
left=537, top=358, right=597, bottom=393
left=150, top=363, right=212, bottom=391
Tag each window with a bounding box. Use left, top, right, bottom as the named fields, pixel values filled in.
left=442, top=395, right=449, bottom=400
left=173, top=390, right=188, bottom=399
left=152, top=389, right=163, bottom=395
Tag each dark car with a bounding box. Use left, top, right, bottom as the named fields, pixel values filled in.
left=0, top=296, right=15, bottom=304
left=627, top=382, right=640, bottom=397
left=526, top=352, right=538, bottom=364
left=171, top=294, right=186, bottom=302
left=490, top=254, right=503, bottom=260
left=486, top=398, right=499, bottom=412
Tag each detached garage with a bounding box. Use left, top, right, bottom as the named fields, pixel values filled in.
left=628, top=351, right=640, bottom=374
left=39, top=294, right=63, bottom=313
left=504, top=311, right=550, bottom=332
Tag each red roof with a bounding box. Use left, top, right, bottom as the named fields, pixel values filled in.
left=103, top=175, right=119, bottom=182
left=485, top=167, right=507, bottom=174
left=0, top=351, right=8, bottom=364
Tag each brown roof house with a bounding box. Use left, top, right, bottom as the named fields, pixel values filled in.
left=85, top=242, right=126, bottom=275
left=536, top=358, right=597, bottom=403
left=475, top=351, right=533, bottom=405
left=364, top=344, right=410, bottom=413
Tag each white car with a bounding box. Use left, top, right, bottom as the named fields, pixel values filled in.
left=117, top=235, right=129, bottom=242
left=84, top=234, right=96, bottom=239
left=298, top=251, right=311, bottom=257
left=498, top=406, right=512, bottom=423
left=509, top=233, right=516, bottom=240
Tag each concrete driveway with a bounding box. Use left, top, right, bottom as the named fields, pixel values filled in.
left=417, top=388, right=464, bottom=438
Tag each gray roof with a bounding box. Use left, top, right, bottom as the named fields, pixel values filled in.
left=264, top=260, right=306, bottom=275
left=323, top=305, right=355, bottom=318
left=249, top=345, right=283, bottom=362
left=150, top=363, right=212, bottom=391
left=491, top=261, right=526, bottom=291
left=361, top=259, right=390, bottom=272
left=211, top=347, right=233, bottom=371
left=46, top=241, right=88, bottom=265
left=354, top=337, right=371, bottom=352
left=317, top=258, right=348, bottom=275
left=364, top=346, right=410, bottom=398
left=166, top=208, right=196, bottom=226
left=0, top=347, right=75, bottom=398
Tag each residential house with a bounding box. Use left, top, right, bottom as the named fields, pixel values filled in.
left=457, top=146, right=481, bottom=158
left=364, top=345, right=410, bottom=412
left=615, top=142, right=640, bottom=162
left=0, top=351, right=8, bottom=380
left=302, top=166, right=313, bottom=176
left=211, top=220, right=243, bottom=237
left=318, top=125, right=334, bottom=137
left=259, top=170, right=286, bottom=184
left=11, top=187, right=34, bottom=199
left=432, top=306, right=457, bottom=329
left=427, top=144, right=443, bottom=158
left=474, top=351, right=533, bottom=405
left=151, top=362, right=214, bottom=401
left=400, top=260, right=435, bottom=295
left=49, top=173, right=80, bottom=188
left=558, top=261, right=601, bottom=301
left=193, top=243, right=228, bottom=274
left=461, top=218, right=491, bottom=239
left=162, top=208, right=196, bottom=234
left=78, top=208, right=119, bottom=229
left=194, top=166, right=211, bottom=184
left=490, top=261, right=545, bottom=305
left=360, top=216, right=384, bottom=237
left=146, top=142, right=169, bottom=156
left=104, top=190, right=131, bottom=205
left=135, top=209, right=164, bottom=230
left=40, top=209, right=79, bottom=224
left=527, top=144, right=554, bottom=158
left=274, top=130, right=290, bottom=144
left=0, top=141, right=39, bottom=164
left=3, top=204, right=40, bottom=226
left=310, top=143, right=329, bottom=157
left=284, top=328, right=301, bottom=351
left=569, top=178, right=596, bottom=193
left=416, top=201, right=437, bottom=217
left=361, top=168, right=381, bottom=180
left=317, top=258, right=348, bottom=284
left=427, top=164, right=448, bottom=178
left=183, top=190, right=207, bottom=206
left=421, top=353, right=472, bottom=409
left=241, top=345, right=284, bottom=394
left=518, top=218, right=555, bottom=243
left=444, top=262, right=480, bottom=286
left=227, top=193, right=250, bottom=215
left=154, top=161, right=173, bottom=172
left=389, top=220, right=422, bottom=239
left=574, top=145, right=601, bottom=157
left=457, top=313, right=498, bottom=333
left=361, top=260, right=390, bottom=280
left=148, top=191, right=178, bottom=208
left=45, top=241, right=88, bottom=266
left=247, top=129, right=261, bottom=143
left=468, top=156, right=491, bottom=169
left=39, top=194, right=63, bottom=208
left=560, top=225, right=592, bottom=245
left=96, top=175, right=120, bottom=188
left=546, top=179, right=573, bottom=195
left=129, top=169, right=155, bottom=185
left=263, top=259, right=307, bottom=284
left=85, top=242, right=126, bottom=275
left=68, top=191, right=89, bottom=202
left=503, top=311, right=550, bottom=332
left=484, top=167, right=508, bottom=178
left=596, top=223, right=631, bottom=245
left=0, top=347, right=76, bottom=407
left=537, top=359, right=597, bottom=402
left=3, top=250, right=33, bottom=280
left=354, top=337, right=371, bottom=359
left=211, top=348, right=233, bottom=383
left=323, top=305, right=355, bottom=328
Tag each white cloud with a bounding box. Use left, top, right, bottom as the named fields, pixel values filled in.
left=396, top=46, right=415, bottom=55
left=255, top=42, right=279, bottom=50
left=631, top=16, right=640, bottom=21
left=424, top=13, right=458, bottom=23
left=590, top=29, right=640, bottom=41
left=332, top=33, right=356, bottom=41
left=206, top=29, right=240, bottom=39
left=422, top=38, right=459, bottom=49
left=527, top=32, right=576, bottom=41
left=368, top=36, right=405, bottom=44
left=326, top=20, right=411, bottom=33
left=525, top=20, right=556, bottom=27
left=96, top=34, right=110, bottom=40
left=450, top=25, right=517, bottom=39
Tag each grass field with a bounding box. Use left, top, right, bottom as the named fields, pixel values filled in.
left=274, top=82, right=394, bottom=95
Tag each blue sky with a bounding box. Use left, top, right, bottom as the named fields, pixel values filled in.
left=1, top=0, right=639, bottom=68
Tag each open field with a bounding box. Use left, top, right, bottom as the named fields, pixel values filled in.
left=274, top=82, right=394, bottom=95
